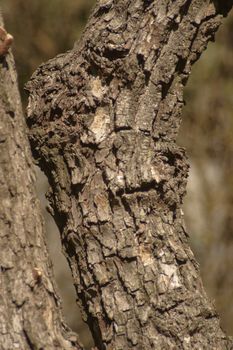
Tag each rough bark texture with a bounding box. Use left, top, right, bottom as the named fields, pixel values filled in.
left=0, top=14, right=83, bottom=350
left=26, top=1, right=233, bottom=349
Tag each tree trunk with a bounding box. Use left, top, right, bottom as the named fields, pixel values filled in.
left=0, top=14, right=83, bottom=350
left=25, top=1, right=233, bottom=349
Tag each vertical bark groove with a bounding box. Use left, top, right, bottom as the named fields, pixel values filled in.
left=26, top=1, right=233, bottom=349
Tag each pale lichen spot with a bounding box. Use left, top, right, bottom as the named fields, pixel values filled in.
left=159, top=263, right=181, bottom=291
left=183, top=336, right=191, bottom=344
left=105, top=167, right=115, bottom=182
left=158, top=249, right=165, bottom=259
left=139, top=245, right=154, bottom=266
left=157, top=5, right=167, bottom=23
left=151, top=167, right=161, bottom=183
left=90, top=76, right=107, bottom=100
left=116, top=171, right=125, bottom=187
left=98, top=0, right=113, bottom=6
left=89, top=107, right=111, bottom=143
left=94, top=191, right=111, bottom=222
left=114, top=291, right=130, bottom=312
left=102, top=286, right=115, bottom=320
left=139, top=207, right=146, bottom=219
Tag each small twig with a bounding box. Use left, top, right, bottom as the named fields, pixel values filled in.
left=0, top=26, right=13, bottom=56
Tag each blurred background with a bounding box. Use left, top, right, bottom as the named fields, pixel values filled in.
left=1, top=0, right=233, bottom=347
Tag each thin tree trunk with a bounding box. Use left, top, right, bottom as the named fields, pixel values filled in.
left=26, top=1, right=233, bottom=349
left=0, top=14, right=83, bottom=350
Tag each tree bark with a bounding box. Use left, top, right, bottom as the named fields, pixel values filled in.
left=0, top=14, right=83, bottom=350
left=26, top=1, right=233, bottom=349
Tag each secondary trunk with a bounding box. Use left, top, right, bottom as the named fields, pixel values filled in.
left=0, top=14, right=82, bottom=350
left=26, top=1, right=233, bottom=349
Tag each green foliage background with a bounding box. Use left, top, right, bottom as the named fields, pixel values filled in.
left=2, top=0, right=233, bottom=343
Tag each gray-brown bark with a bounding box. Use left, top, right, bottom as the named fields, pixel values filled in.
left=0, top=14, right=83, bottom=350
left=26, top=1, right=233, bottom=349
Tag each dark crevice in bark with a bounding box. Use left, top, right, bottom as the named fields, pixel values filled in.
left=120, top=195, right=138, bottom=230
left=50, top=106, right=63, bottom=121
left=136, top=53, right=151, bottom=85
left=161, top=78, right=174, bottom=99
left=23, top=330, right=34, bottom=350
left=176, top=57, right=187, bottom=74
left=94, top=3, right=113, bottom=18
left=103, top=47, right=130, bottom=61
left=213, top=1, right=233, bottom=16
left=180, top=0, right=193, bottom=17
left=143, top=0, right=154, bottom=10
left=116, top=181, right=158, bottom=196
